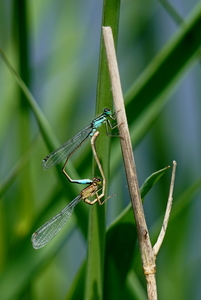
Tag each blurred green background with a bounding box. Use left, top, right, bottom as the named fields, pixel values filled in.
left=0, top=0, right=201, bottom=299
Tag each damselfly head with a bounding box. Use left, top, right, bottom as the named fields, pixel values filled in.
left=103, top=108, right=112, bottom=116
left=93, top=177, right=102, bottom=186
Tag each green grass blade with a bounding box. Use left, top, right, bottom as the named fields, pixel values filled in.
left=84, top=1, right=121, bottom=300
left=125, top=1, right=201, bottom=119
left=0, top=141, right=35, bottom=198
left=0, top=50, right=91, bottom=237
left=0, top=49, right=58, bottom=150
left=159, top=0, right=183, bottom=25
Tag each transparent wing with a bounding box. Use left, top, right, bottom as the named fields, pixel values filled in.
left=32, top=195, right=82, bottom=249
left=42, top=124, right=92, bottom=169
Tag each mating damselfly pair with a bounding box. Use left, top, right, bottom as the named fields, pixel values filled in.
left=32, top=108, right=118, bottom=249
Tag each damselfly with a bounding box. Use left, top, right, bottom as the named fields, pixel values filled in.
left=42, top=108, right=117, bottom=184
left=32, top=131, right=114, bottom=249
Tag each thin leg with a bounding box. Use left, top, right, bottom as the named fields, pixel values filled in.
left=62, top=147, right=93, bottom=184
left=84, top=192, right=115, bottom=205
left=91, top=131, right=106, bottom=197
left=88, top=131, right=116, bottom=204
left=107, top=119, right=119, bottom=130
left=105, top=119, right=122, bottom=137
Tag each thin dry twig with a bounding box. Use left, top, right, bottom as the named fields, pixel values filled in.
left=102, top=26, right=177, bottom=300
left=153, top=160, right=177, bottom=255
left=102, top=26, right=157, bottom=300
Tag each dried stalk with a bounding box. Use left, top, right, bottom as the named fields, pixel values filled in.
left=102, top=26, right=177, bottom=300
left=153, top=160, right=177, bottom=255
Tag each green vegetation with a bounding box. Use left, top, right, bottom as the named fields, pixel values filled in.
left=0, top=1, right=201, bottom=299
